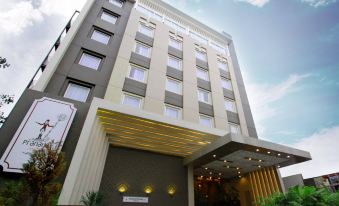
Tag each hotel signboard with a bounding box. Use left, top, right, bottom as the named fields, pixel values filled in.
left=0, top=97, right=76, bottom=173
left=123, top=196, right=149, bottom=203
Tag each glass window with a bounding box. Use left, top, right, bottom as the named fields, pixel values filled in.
left=200, top=115, right=214, bottom=128
left=169, top=37, right=182, bottom=50
left=168, top=55, right=182, bottom=70
left=139, top=23, right=154, bottom=37
left=198, top=89, right=211, bottom=104
left=165, top=105, right=181, bottom=119
left=135, top=42, right=151, bottom=57
left=221, top=78, right=233, bottom=90
left=79, top=53, right=102, bottom=70
left=122, top=94, right=142, bottom=108
left=64, top=83, right=90, bottom=102
left=225, top=99, right=237, bottom=113
left=101, top=11, right=118, bottom=24
left=195, top=50, right=207, bottom=62
left=91, top=30, right=110, bottom=45
left=108, top=0, right=124, bottom=7
left=218, top=61, right=228, bottom=71
left=166, top=78, right=182, bottom=94
left=229, top=123, right=240, bottom=134
left=197, top=67, right=209, bottom=81
left=128, top=65, right=147, bottom=82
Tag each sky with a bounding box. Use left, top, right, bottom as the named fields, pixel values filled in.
left=0, top=0, right=338, bottom=179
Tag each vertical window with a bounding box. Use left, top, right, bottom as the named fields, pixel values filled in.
left=91, top=29, right=110, bottom=45
left=218, top=61, right=228, bottom=72
left=122, top=93, right=142, bottom=108
left=101, top=11, right=118, bottom=24
left=64, top=83, right=90, bottom=102
left=108, top=0, right=124, bottom=7
left=165, top=105, right=182, bottom=119
left=139, top=23, right=154, bottom=38
left=168, top=55, right=182, bottom=70
left=166, top=77, right=182, bottom=94
left=225, top=99, right=237, bottom=113
left=128, top=64, right=147, bottom=82
left=195, top=49, right=207, bottom=62
left=79, top=53, right=102, bottom=70
left=198, top=89, right=211, bottom=104
left=135, top=42, right=151, bottom=57
left=221, top=78, right=233, bottom=91
left=229, top=123, right=240, bottom=134
left=169, top=37, right=182, bottom=50
left=197, top=67, right=209, bottom=81
left=199, top=115, right=214, bottom=128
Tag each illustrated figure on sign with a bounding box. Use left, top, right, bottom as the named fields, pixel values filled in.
left=36, top=119, right=54, bottom=140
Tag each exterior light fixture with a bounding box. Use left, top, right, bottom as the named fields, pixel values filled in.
left=238, top=175, right=242, bottom=178
left=236, top=167, right=239, bottom=170
left=248, top=157, right=252, bottom=160
left=223, top=160, right=227, bottom=163
left=277, top=153, right=281, bottom=156
left=219, top=173, right=221, bottom=176
left=167, top=185, right=176, bottom=197
left=117, top=184, right=128, bottom=194
left=258, top=165, right=261, bottom=168
left=205, top=167, right=208, bottom=170
left=287, top=155, right=290, bottom=158
left=277, top=165, right=281, bottom=168
left=267, top=151, right=271, bottom=154
left=227, top=165, right=230, bottom=168
left=259, top=159, right=262, bottom=162
left=209, top=172, right=212, bottom=175
left=144, top=185, right=153, bottom=195
left=213, top=154, right=216, bottom=158
left=256, top=149, right=260, bottom=152
left=238, top=171, right=241, bottom=174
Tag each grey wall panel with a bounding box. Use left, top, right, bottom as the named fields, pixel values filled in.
left=219, top=69, right=231, bottom=80
left=99, top=147, right=188, bottom=206
left=196, top=58, right=208, bottom=70
left=199, top=102, right=214, bottom=116
left=166, top=67, right=183, bottom=81
left=123, top=78, right=147, bottom=97
left=197, top=79, right=211, bottom=91
left=165, top=91, right=183, bottom=108
left=168, top=46, right=183, bottom=59
left=223, top=89, right=235, bottom=100
left=247, top=127, right=258, bottom=138
left=135, top=32, right=154, bottom=46
left=226, top=111, right=240, bottom=124
left=130, top=52, right=151, bottom=69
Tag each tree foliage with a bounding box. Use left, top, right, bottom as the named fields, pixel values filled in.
left=0, top=57, right=14, bottom=125
left=0, top=180, right=30, bottom=206
left=0, top=57, right=10, bottom=69
left=80, top=191, right=104, bottom=206
left=259, top=186, right=339, bottom=206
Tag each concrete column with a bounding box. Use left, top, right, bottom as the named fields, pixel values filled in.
left=187, top=164, right=195, bottom=206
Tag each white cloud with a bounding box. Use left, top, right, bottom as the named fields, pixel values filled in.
left=279, top=125, right=339, bottom=178
left=234, top=0, right=270, bottom=7
left=301, top=0, right=337, bottom=7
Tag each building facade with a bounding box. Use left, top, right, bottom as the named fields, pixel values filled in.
left=0, top=0, right=311, bottom=205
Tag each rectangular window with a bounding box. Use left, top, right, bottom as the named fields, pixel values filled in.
left=195, top=49, right=207, bottom=62
left=79, top=52, right=102, bottom=70
left=169, top=37, right=182, bottom=50
left=229, top=123, right=240, bottom=134
left=166, top=77, right=182, bottom=94
left=165, top=105, right=182, bottom=119
left=168, top=55, right=182, bottom=70
left=91, top=29, right=111, bottom=45
left=101, top=11, right=118, bottom=24
left=225, top=98, right=237, bottom=113
left=128, top=64, right=147, bottom=82
left=108, top=0, right=124, bottom=7
left=199, top=115, right=214, bottom=128
left=122, top=93, right=142, bottom=108
left=197, top=67, right=209, bottom=81
left=198, top=89, right=211, bottom=104
left=139, top=23, right=154, bottom=38
left=221, top=78, right=233, bottom=91
left=64, top=83, right=90, bottom=102
left=135, top=41, right=151, bottom=58
left=218, top=61, right=228, bottom=72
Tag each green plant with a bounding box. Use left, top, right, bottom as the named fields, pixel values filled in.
left=0, top=180, right=30, bottom=206
left=80, top=191, right=104, bottom=206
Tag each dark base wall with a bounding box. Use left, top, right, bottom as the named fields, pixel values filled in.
left=99, top=146, right=188, bottom=206
left=0, top=89, right=90, bottom=187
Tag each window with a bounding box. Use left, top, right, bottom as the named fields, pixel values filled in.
left=198, top=89, right=211, bottom=104
left=108, top=0, right=123, bottom=7
left=195, top=49, right=207, bottom=62
left=135, top=42, right=151, bottom=57
left=165, top=105, right=182, bottom=119
left=139, top=23, right=154, bottom=37
left=218, top=61, right=228, bottom=72
left=169, top=37, right=182, bottom=50
left=199, top=115, right=214, bottom=128
left=221, top=78, right=233, bottom=90
left=166, top=77, right=182, bottom=94
left=64, top=83, right=90, bottom=102
left=229, top=123, right=240, bottom=134
left=128, top=64, right=147, bottom=82
left=225, top=99, right=237, bottom=113
left=122, top=93, right=142, bottom=108
left=91, top=29, right=110, bottom=45
left=79, top=52, right=102, bottom=70
left=197, top=67, right=209, bottom=81
left=168, top=55, right=182, bottom=70
left=101, top=11, right=118, bottom=24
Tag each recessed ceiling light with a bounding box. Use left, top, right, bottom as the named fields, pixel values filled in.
left=200, top=175, right=203, bottom=178
left=224, top=160, right=227, bottom=163
left=227, top=165, right=230, bottom=168
left=238, top=171, right=241, bottom=174
left=205, top=167, right=208, bottom=170
left=287, top=155, right=290, bottom=158
left=236, top=167, right=239, bottom=170
left=259, top=160, right=262, bottom=162
left=213, top=154, right=216, bottom=158
left=238, top=175, right=242, bottom=178
left=258, top=165, right=261, bottom=168
left=219, top=173, right=222, bottom=176
left=267, top=151, right=271, bottom=154
left=256, top=149, right=260, bottom=152
left=209, top=172, right=212, bottom=175
left=248, top=157, right=252, bottom=160
left=278, top=153, right=281, bottom=156
left=277, top=165, right=281, bottom=168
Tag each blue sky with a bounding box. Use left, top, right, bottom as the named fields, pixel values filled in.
left=0, top=0, right=338, bottom=178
